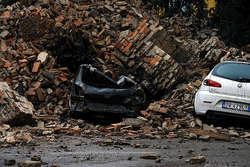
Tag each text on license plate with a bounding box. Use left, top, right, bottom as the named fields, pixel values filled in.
left=222, top=102, right=250, bottom=111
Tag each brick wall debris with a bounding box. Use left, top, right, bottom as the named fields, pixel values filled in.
left=116, top=20, right=184, bottom=95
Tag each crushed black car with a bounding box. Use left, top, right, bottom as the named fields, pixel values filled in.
left=69, top=64, right=145, bottom=117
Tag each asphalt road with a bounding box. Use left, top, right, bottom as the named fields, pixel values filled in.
left=1, top=135, right=250, bottom=167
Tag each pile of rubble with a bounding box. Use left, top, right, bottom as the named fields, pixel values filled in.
left=0, top=0, right=250, bottom=147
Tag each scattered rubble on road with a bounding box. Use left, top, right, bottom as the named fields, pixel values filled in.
left=18, top=160, right=42, bottom=167
left=0, top=0, right=250, bottom=148
left=187, top=155, right=206, bottom=164
left=140, top=153, right=159, bottom=160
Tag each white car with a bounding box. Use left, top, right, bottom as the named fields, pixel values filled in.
left=195, top=61, right=250, bottom=117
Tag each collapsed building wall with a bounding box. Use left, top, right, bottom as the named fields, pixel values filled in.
left=115, top=20, right=184, bottom=95
left=114, top=17, right=239, bottom=96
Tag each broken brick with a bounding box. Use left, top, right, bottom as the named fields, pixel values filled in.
left=32, top=61, right=41, bottom=73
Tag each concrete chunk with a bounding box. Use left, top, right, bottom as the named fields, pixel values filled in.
left=0, top=82, right=35, bottom=126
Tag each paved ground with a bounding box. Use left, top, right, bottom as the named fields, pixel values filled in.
left=1, top=135, right=250, bottom=167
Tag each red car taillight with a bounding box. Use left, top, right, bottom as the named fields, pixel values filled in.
left=203, top=79, right=222, bottom=88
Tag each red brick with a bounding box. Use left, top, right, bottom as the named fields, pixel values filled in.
left=132, top=34, right=140, bottom=43
left=25, top=90, right=36, bottom=96
left=159, top=108, right=167, bottom=113
left=74, top=19, right=83, bottom=27
left=127, top=31, right=134, bottom=38
left=59, top=76, right=68, bottom=82
left=159, top=100, right=167, bottom=105
left=18, top=59, right=28, bottom=64
left=0, top=11, right=11, bottom=19
left=123, top=40, right=129, bottom=48
left=129, top=30, right=139, bottom=40
left=32, top=61, right=40, bottom=73
left=115, top=40, right=122, bottom=49
left=4, top=62, right=11, bottom=68
left=55, top=15, right=64, bottom=23
left=136, top=20, right=147, bottom=31
left=0, top=40, right=7, bottom=52
left=136, top=41, right=144, bottom=50
left=78, top=5, right=89, bottom=10
left=122, top=42, right=133, bottom=55
left=140, top=110, right=150, bottom=117
left=139, top=24, right=148, bottom=34
left=23, top=49, right=34, bottom=55
left=143, top=27, right=151, bottom=35
left=149, top=56, right=161, bottom=66
left=186, top=84, right=193, bottom=91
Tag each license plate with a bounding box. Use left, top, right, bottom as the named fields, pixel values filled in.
left=222, top=102, right=250, bottom=111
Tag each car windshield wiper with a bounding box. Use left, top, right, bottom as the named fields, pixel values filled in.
left=237, top=78, right=250, bottom=82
